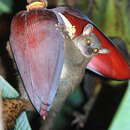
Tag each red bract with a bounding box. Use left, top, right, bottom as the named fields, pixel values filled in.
left=10, top=9, right=64, bottom=119
left=54, top=7, right=130, bottom=80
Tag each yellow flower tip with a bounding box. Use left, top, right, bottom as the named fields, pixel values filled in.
left=26, top=1, right=48, bottom=11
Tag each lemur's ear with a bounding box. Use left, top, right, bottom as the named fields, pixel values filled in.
left=98, top=48, right=110, bottom=54
left=83, top=24, right=93, bottom=36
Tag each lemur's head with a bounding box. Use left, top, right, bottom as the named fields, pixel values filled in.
left=73, top=24, right=109, bottom=58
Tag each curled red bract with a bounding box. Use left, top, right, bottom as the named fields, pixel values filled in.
left=54, top=6, right=130, bottom=80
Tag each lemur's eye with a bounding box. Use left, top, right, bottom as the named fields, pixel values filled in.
left=86, top=39, right=91, bottom=46
left=93, top=48, right=99, bottom=54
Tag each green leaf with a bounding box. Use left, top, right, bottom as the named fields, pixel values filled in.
left=0, top=0, right=12, bottom=14
left=0, top=75, right=19, bottom=98
left=14, top=112, right=32, bottom=130
left=108, top=80, right=130, bottom=130
left=91, top=0, right=130, bottom=50
left=107, top=80, right=128, bottom=86
left=0, top=0, right=12, bottom=13
left=91, top=0, right=108, bottom=29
